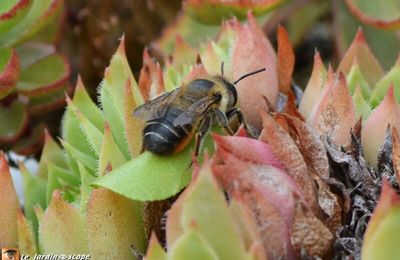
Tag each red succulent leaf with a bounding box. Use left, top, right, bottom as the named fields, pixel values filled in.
left=259, top=111, right=318, bottom=212
left=337, top=28, right=384, bottom=86
left=211, top=133, right=284, bottom=169
left=0, top=49, right=19, bottom=98
left=362, top=85, right=400, bottom=166
left=232, top=12, right=278, bottom=130
left=213, top=155, right=295, bottom=259
left=182, top=63, right=208, bottom=84
left=277, top=25, right=295, bottom=95
left=138, top=48, right=164, bottom=102
left=308, top=72, right=356, bottom=146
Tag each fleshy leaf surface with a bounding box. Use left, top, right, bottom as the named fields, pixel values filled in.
left=0, top=152, right=18, bottom=247
left=345, top=0, right=400, bottom=29
left=0, top=48, right=19, bottom=98
left=39, top=190, right=89, bottom=254
left=86, top=188, right=145, bottom=259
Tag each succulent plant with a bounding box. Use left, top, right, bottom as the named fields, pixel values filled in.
left=2, top=1, right=400, bottom=259
left=0, top=0, right=71, bottom=155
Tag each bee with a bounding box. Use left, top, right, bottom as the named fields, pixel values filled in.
left=133, top=64, right=266, bottom=156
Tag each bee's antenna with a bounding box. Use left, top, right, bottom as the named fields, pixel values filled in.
left=234, top=68, right=266, bottom=85
left=221, top=62, right=224, bottom=76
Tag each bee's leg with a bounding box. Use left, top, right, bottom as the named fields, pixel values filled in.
left=226, top=108, right=256, bottom=138
left=215, top=109, right=235, bottom=135
left=194, top=116, right=212, bottom=157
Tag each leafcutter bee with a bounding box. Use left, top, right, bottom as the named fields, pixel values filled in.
left=133, top=64, right=266, bottom=156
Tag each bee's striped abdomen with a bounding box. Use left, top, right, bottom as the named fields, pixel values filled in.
left=143, top=107, right=192, bottom=154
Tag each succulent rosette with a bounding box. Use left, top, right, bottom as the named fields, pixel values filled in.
left=2, top=2, right=400, bottom=259
left=0, top=0, right=70, bottom=154
left=300, top=29, right=400, bottom=167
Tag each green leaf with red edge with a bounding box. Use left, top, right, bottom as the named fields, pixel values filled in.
left=12, top=122, right=45, bottom=156
left=0, top=48, right=19, bottom=98
left=183, top=0, right=286, bottom=25
left=0, top=0, right=32, bottom=35
left=86, top=188, right=146, bottom=259
left=16, top=42, right=55, bottom=69
left=28, top=82, right=68, bottom=116
left=16, top=53, right=70, bottom=97
left=370, top=56, right=400, bottom=108
left=333, top=0, right=400, bottom=71
left=0, top=0, right=63, bottom=47
left=362, top=181, right=400, bottom=259
left=345, top=0, right=400, bottom=29
left=0, top=152, right=19, bottom=248
left=0, top=100, right=27, bottom=143
left=38, top=190, right=89, bottom=254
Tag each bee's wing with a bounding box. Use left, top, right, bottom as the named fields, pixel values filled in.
left=173, top=95, right=220, bottom=127
left=133, top=88, right=180, bottom=121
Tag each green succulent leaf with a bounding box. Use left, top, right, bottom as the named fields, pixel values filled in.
left=346, top=62, right=371, bottom=99
left=145, top=234, right=167, bottom=260
left=154, top=14, right=219, bottom=55
left=0, top=47, right=19, bottom=98
left=0, top=0, right=33, bottom=35
left=334, top=0, right=400, bottom=71
left=17, top=209, right=38, bottom=256
left=175, top=163, right=247, bottom=259
left=37, top=130, right=67, bottom=179
left=28, top=83, right=68, bottom=115
left=86, top=188, right=145, bottom=259
left=183, top=0, right=285, bottom=25
left=369, top=57, right=400, bottom=108
left=345, top=0, right=400, bottom=29
left=46, top=163, right=80, bottom=205
left=16, top=53, right=69, bottom=96
left=0, top=100, right=27, bottom=143
left=93, top=150, right=192, bottom=202
left=98, top=123, right=126, bottom=176
left=361, top=207, right=400, bottom=260
left=78, top=162, right=96, bottom=212
left=19, top=162, right=46, bottom=240
left=60, top=139, right=97, bottom=173
left=353, top=87, right=372, bottom=121
left=168, top=229, right=219, bottom=260
left=0, top=0, right=63, bottom=47
left=39, top=191, right=89, bottom=255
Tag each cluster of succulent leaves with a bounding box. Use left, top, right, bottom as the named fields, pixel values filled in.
left=0, top=0, right=70, bottom=155
left=1, top=1, right=400, bottom=260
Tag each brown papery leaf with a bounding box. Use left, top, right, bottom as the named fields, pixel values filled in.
left=291, top=202, right=334, bottom=258
left=277, top=25, right=295, bottom=95
left=259, top=111, right=319, bottom=213
left=282, top=114, right=341, bottom=230
left=285, top=91, right=305, bottom=122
